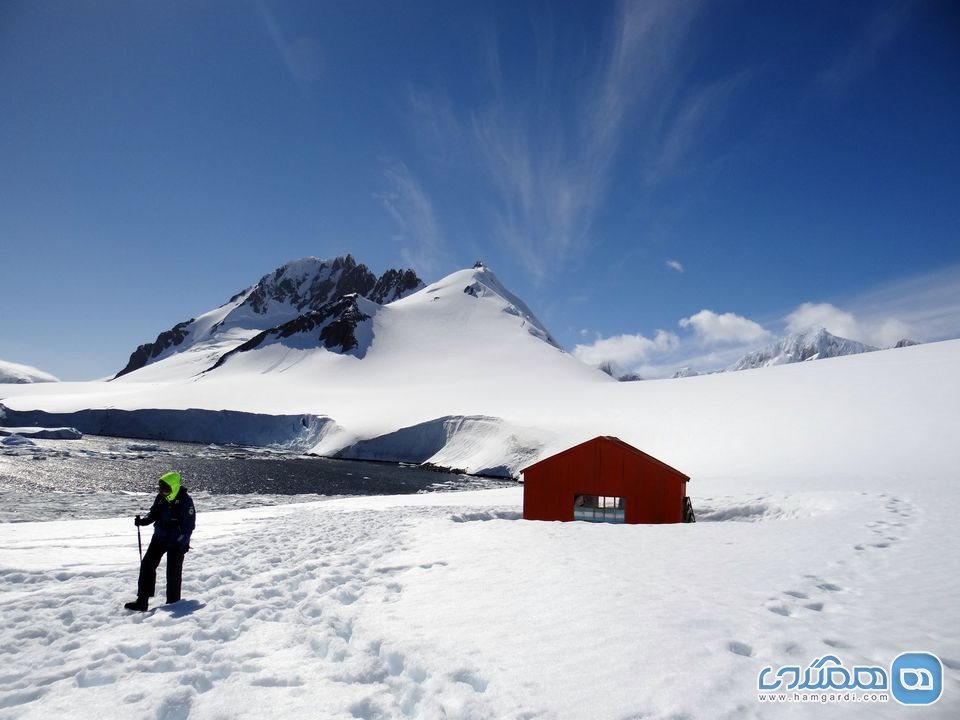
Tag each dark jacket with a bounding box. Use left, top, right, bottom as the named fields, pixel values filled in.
left=141, top=489, right=195, bottom=551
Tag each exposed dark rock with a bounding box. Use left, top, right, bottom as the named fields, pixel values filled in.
left=209, top=295, right=372, bottom=371
left=247, top=255, right=378, bottom=315
left=114, top=320, right=193, bottom=379
left=113, top=255, right=422, bottom=378
left=370, top=268, right=424, bottom=304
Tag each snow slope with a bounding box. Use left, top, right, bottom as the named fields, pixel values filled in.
left=1, top=327, right=958, bottom=484
left=1, top=300, right=959, bottom=716
left=1, top=483, right=957, bottom=719
left=0, top=359, right=58, bottom=384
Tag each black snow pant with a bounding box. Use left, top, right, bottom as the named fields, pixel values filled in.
left=138, top=538, right=185, bottom=604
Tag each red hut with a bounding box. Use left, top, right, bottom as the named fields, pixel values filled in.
left=522, top=436, right=693, bottom=524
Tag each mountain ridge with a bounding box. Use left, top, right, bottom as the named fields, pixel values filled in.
left=114, top=255, right=423, bottom=380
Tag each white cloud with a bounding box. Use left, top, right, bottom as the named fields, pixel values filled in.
left=679, top=309, right=772, bottom=345
left=573, top=330, right=679, bottom=373
left=376, top=163, right=446, bottom=277
left=785, top=302, right=860, bottom=339
left=665, top=260, right=684, bottom=273
left=575, top=265, right=960, bottom=380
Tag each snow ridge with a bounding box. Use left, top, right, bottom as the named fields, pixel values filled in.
left=428, top=263, right=560, bottom=349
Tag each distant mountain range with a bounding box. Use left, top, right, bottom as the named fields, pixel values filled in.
left=656, top=327, right=918, bottom=381
left=729, top=326, right=881, bottom=371
left=0, top=254, right=928, bottom=387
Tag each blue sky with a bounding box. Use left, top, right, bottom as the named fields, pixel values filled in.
left=2, top=0, right=959, bottom=380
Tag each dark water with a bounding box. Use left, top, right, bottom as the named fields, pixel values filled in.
left=0, top=434, right=513, bottom=522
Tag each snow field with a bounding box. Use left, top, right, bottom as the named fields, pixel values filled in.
left=1, top=485, right=957, bottom=719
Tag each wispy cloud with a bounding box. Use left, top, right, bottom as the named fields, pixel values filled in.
left=643, top=72, right=748, bottom=186
left=800, top=264, right=960, bottom=346
left=666, top=259, right=684, bottom=273
left=399, top=0, right=711, bottom=283
left=818, top=1, right=913, bottom=95
left=253, top=0, right=323, bottom=84
left=376, top=163, right=446, bottom=278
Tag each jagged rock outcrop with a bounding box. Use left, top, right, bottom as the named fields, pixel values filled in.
left=115, top=321, right=193, bottom=378
left=210, top=294, right=377, bottom=371
left=114, top=255, right=422, bottom=378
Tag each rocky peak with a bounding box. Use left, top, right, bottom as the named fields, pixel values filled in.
left=370, top=268, right=424, bottom=304
left=115, top=255, right=422, bottom=378
left=247, top=255, right=367, bottom=315
left=731, top=326, right=878, bottom=371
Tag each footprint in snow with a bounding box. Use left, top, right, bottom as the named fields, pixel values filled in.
left=767, top=603, right=792, bottom=617
left=727, top=641, right=754, bottom=657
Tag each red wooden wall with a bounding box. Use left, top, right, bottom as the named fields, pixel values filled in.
left=522, top=436, right=689, bottom=524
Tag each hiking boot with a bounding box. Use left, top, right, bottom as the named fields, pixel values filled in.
left=124, top=598, right=149, bottom=612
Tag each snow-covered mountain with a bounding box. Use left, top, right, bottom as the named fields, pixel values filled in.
left=6, top=258, right=958, bottom=481
left=114, top=255, right=423, bottom=380
left=0, top=262, right=610, bottom=471
left=729, top=326, right=877, bottom=371
left=197, top=262, right=585, bottom=385
left=0, top=359, right=59, bottom=384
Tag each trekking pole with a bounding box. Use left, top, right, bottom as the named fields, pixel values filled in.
left=136, top=515, right=143, bottom=563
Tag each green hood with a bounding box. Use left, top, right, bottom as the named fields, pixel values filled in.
left=159, top=471, right=181, bottom=502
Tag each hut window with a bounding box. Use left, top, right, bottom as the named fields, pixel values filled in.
left=573, top=495, right=625, bottom=523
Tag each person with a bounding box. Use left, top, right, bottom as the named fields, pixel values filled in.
left=124, top=471, right=196, bottom=612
